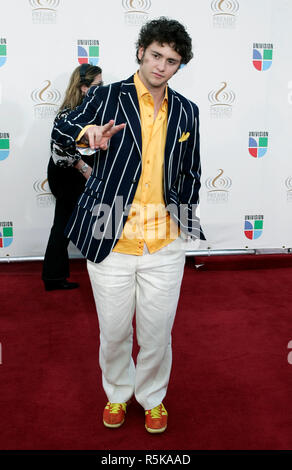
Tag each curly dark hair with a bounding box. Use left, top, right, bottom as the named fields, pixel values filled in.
left=136, top=17, right=193, bottom=65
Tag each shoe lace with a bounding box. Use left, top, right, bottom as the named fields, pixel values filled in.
left=109, top=403, right=126, bottom=414
left=150, top=404, right=163, bottom=419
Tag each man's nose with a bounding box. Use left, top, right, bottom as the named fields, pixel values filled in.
left=157, top=59, right=166, bottom=71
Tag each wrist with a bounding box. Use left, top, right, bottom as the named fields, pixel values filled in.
left=78, top=162, right=89, bottom=175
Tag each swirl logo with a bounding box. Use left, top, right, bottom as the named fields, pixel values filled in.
left=122, top=0, right=151, bottom=25
left=33, top=178, right=54, bottom=207
left=285, top=177, right=292, bottom=192
left=208, top=82, right=235, bottom=106
left=31, top=80, right=61, bottom=106
left=33, top=178, right=51, bottom=195
left=211, top=0, right=239, bottom=28
left=29, top=0, right=59, bottom=23
left=205, top=169, right=232, bottom=191
left=285, top=177, right=292, bottom=203
left=211, top=0, right=239, bottom=15
left=209, top=82, right=235, bottom=119
left=31, top=81, right=61, bottom=119
left=205, top=169, right=232, bottom=203
left=29, top=0, right=60, bottom=9
left=122, top=0, right=151, bottom=11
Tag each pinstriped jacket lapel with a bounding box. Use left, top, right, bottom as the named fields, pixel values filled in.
left=118, top=78, right=183, bottom=179
left=118, top=77, right=142, bottom=158
left=164, top=88, right=183, bottom=187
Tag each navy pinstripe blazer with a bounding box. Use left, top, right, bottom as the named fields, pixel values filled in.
left=51, top=74, right=205, bottom=263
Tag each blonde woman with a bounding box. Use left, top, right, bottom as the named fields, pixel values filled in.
left=42, top=64, right=103, bottom=291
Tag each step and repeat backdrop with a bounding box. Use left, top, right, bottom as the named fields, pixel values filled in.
left=1, top=0, right=292, bottom=259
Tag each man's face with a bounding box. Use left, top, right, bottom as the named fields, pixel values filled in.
left=138, top=41, right=182, bottom=92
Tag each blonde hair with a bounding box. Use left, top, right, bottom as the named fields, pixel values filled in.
left=59, top=64, right=102, bottom=111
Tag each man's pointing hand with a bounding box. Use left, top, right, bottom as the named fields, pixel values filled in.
left=81, top=120, right=126, bottom=151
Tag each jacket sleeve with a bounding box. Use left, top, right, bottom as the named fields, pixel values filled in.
left=51, top=85, right=104, bottom=149
left=178, top=104, right=205, bottom=240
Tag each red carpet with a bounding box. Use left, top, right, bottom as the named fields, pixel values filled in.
left=1, top=254, right=292, bottom=450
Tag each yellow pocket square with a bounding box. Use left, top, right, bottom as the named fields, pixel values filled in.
left=178, top=132, right=190, bottom=143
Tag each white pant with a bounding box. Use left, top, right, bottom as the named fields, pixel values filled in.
left=87, top=236, right=186, bottom=410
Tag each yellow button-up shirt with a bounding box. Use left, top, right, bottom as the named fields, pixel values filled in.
left=113, top=72, right=179, bottom=255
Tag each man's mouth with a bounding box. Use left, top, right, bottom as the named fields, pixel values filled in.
left=152, top=72, right=163, bottom=78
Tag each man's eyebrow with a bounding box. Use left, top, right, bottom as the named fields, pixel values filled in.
left=150, top=49, right=180, bottom=62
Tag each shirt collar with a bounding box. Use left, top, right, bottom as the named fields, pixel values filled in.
left=134, top=71, right=168, bottom=102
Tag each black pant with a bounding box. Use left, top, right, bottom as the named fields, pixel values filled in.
left=42, top=157, right=87, bottom=281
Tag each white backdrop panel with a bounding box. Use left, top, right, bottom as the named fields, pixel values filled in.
left=0, top=0, right=292, bottom=259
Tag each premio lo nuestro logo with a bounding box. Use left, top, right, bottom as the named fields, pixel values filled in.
left=0, top=38, right=7, bottom=68
left=211, top=0, right=239, bottom=28
left=248, top=131, right=268, bottom=158
left=205, top=169, right=232, bottom=203
left=285, top=177, right=292, bottom=203
left=31, top=80, right=61, bottom=119
left=33, top=178, right=54, bottom=207
left=208, top=82, right=235, bottom=119
left=0, top=133, right=10, bottom=161
left=252, top=43, right=273, bottom=71
left=122, top=0, right=151, bottom=26
left=0, top=222, right=13, bottom=248
left=29, top=0, right=60, bottom=24
left=77, top=40, right=99, bottom=66
left=244, top=215, right=264, bottom=240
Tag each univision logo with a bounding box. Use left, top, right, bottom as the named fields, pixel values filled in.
left=77, top=40, right=99, bottom=66
left=208, top=82, right=235, bottom=118
left=244, top=215, right=264, bottom=240
left=122, top=0, right=151, bottom=26
left=205, top=169, right=232, bottom=203
left=248, top=131, right=268, bottom=158
left=211, top=0, right=239, bottom=28
left=29, top=0, right=60, bottom=24
left=31, top=80, right=61, bottom=119
left=0, top=38, right=7, bottom=68
left=0, top=221, right=13, bottom=248
left=0, top=133, right=10, bottom=161
left=252, top=43, right=273, bottom=71
left=33, top=178, right=54, bottom=207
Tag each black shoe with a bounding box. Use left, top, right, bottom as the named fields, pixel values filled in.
left=44, top=280, right=79, bottom=291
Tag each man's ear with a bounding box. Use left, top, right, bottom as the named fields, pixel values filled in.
left=138, top=46, right=144, bottom=62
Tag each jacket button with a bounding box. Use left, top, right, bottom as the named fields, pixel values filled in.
left=132, top=179, right=137, bottom=183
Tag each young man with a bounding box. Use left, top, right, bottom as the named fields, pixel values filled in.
left=52, top=17, right=204, bottom=433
